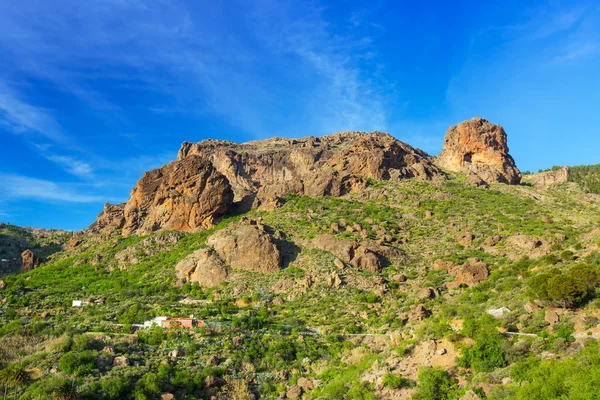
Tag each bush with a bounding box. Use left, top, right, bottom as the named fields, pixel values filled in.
left=58, top=351, right=97, bottom=376
left=382, top=372, right=413, bottom=389
left=458, top=330, right=507, bottom=372
left=413, top=367, right=457, bottom=400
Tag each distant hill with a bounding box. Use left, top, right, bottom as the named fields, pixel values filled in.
left=0, top=223, right=71, bottom=274
left=526, top=164, right=600, bottom=194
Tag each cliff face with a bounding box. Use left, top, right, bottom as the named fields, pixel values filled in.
left=89, top=120, right=523, bottom=237
left=178, top=131, right=444, bottom=207
left=91, top=131, right=444, bottom=236
left=437, top=117, right=521, bottom=185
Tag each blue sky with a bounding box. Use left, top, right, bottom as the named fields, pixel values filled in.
left=1, top=0, right=599, bottom=230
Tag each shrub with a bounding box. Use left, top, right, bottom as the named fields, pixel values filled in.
left=413, top=367, right=457, bottom=400
left=382, top=372, right=413, bottom=389
left=58, top=351, right=97, bottom=376
left=458, top=330, right=507, bottom=372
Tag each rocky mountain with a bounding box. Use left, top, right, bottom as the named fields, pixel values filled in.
left=90, top=119, right=520, bottom=237
left=18, top=117, right=600, bottom=400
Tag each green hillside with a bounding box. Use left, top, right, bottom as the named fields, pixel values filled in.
left=2, top=176, right=600, bottom=399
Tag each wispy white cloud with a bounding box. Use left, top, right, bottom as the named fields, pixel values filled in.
left=0, top=83, right=67, bottom=143
left=0, top=174, right=105, bottom=203
left=46, top=155, right=94, bottom=179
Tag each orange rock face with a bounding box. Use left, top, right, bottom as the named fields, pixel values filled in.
left=90, top=131, right=443, bottom=236
left=437, top=117, right=521, bottom=184
left=178, top=131, right=445, bottom=208
left=121, top=156, right=234, bottom=236
left=90, top=156, right=234, bottom=237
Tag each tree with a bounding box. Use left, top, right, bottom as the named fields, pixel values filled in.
left=0, top=364, right=29, bottom=400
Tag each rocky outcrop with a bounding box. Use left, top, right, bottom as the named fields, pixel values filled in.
left=90, top=131, right=444, bottom=236
left=175, top=248, right=229, bottom=287
left=525, top=166, right=571, bottom=187
left=115, top=231, right=184, bottom=268
left=178, top=131, right=444, bottom=208
left=88, top=203, right=126, bottom=234
left=122, top=156, right=234, bottom=236
left=20, top=249, right=41, bottom=273
left=207, top=219, right=281, bottom=273
left=90, top=156, right=234, bottom=236
left=437, top=117, right=521, bottom=184
left=307, top=235, right=383, bottom=272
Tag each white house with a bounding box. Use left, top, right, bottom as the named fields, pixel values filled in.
left=143, top=316, right=168, bottom=328
left=72, top=300, right=89, bottom=307
left=1, top=259, right=9, bottom=262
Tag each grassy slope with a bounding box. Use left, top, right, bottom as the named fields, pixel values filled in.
left=1, top=177, right=600, bottom=399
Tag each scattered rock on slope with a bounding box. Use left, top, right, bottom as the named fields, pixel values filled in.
left=176, top=248, right=228, bottom=287
left=437, top=117, right=521, bottom=184
left=207, top=218, right=282, bottom=273
left=308, top=235, right=383, bottom=272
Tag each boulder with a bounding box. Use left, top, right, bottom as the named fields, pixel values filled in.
left=487, top=307, right=511, bottom=318
left=460, top=390, right=481, bottom=400
left=310, top=234, right=356, bottom=262
left=455, top=231, right=474, bottom=246
left=286, top=386, right=303, bottom=399
left=208, top=219, right=281, bottom=273
left=0, top=280, right=6, bottom=290
left=326, top=271, right=343, bottom=288
left=418, top=287, right=436, bottom=301
left=545, top=310, right=560, bottom=324
left=455, top=259, right=489, bottom=287
left=20, top=249, right=41, bottom=273
left=351, top=246, right=382, bottom=272
left=204, top=375, right=225, bottom=389
left=175, top=248, right=229, bottom=287
left=112, top=356, right=129, bottom=367
left=484, top=235, right=501, bottom=247
left=437, top=117, right=521, bottom=184
left=297, top=377, right=314, bottom=391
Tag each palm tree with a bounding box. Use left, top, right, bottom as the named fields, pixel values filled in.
left=1, top=365, right=28, bottom=400
left=0, top=368, right=11, bottom=400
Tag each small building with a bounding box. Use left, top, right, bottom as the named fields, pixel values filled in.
left=143, top=316, right=168, bottom=328
left=72, top=300, right=89, bottom=307
left=1, top=259, right=8, bottom=263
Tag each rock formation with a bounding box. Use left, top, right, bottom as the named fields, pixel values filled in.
left=90, top=131, right=443, bottom=236
left=20, top=249, right=41, bottom=273
left=524, top=166, right=571, bottom=187
left=307, top=235, right=383, bottom=272
left=178, top=131, right=444, bottom=208
left=175, top=248, right=229, bottom=287
left=90, top=156, right=234, bottom=237
left=88, top=203, right=126, bottom=234
left=207, top=219, right=282, bottom=273
left=437, top=117, right=521, bottom=184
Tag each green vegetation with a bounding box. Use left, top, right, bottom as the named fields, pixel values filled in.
left=2, top=175, right=600, bottom=398
left=570, top=164, right=600, bottom=194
